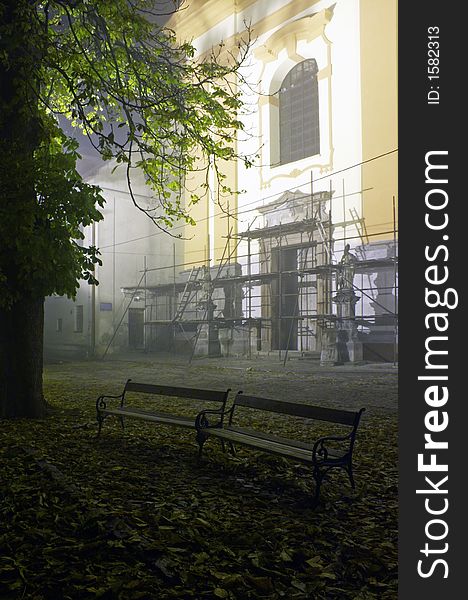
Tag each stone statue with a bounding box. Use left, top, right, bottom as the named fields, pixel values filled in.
left=197, top=265, right=216, bottom=314
left=338, top=244, right=357, bottom=290
left=222, top=282, right=234, bottom=319
left=201, top=266, right=213, bottom=300
left=329, top=244, right=363, bottom=364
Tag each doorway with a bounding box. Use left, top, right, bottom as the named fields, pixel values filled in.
left=128, top=308, right=145, bottom=349
left=271, top=247, right=299, bottom=350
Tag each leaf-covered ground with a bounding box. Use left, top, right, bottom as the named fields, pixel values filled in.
left=1, top=362, right=397, bottom=599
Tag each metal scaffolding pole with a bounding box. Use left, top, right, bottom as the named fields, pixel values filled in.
left=342, top=178, right=346, bottom=247
left=144, top=255, right=147, bottom=351
left=393, top=195, right=398, bottom=366
left=172, top=243, right=176, bottom=319
left=248, top=234, right=252, bottom=359
left=278, top=224, right=282, bottom=361
left=309, top=171, right=314, bottom=219
left=328, top=179, right=333, bottom=316
left=299, top=231, right=304, bottom=354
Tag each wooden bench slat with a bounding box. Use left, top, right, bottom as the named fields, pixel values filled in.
left=101, top=407, right=194, bottom=427
left=234, top=394, right=359, bottom=425
left=125, top=381, right=228, bottom=403
left=206, top=427, right=314, bottom=462
left=231, top=426, right=343, bottom=456
left=227, top=426, right=314, bottom=452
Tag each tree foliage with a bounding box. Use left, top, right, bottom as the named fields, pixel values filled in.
left=1, top=113, right=104, bottom=306
left=0, top=0, right=251, bottom=306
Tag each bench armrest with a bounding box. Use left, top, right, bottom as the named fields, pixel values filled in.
left=195, top=406, right=233, bottom=431
left=96, top=393, right=124, bottom=412
left=312, top=432, right=354, bottom=463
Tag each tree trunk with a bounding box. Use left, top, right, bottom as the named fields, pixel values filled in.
left=0, top=297, right=46, bottom=418
left=0, top=1, right=46, bottom=419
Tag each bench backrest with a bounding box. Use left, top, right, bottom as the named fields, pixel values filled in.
left=231, top=392, right=364, bottom=428
left=123, top=379, right=230, bottom=405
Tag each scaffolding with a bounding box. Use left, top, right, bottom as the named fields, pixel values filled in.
left=120, top=188, right=398, bottom=364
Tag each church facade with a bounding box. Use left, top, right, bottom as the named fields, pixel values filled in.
left=44, top=0, right=398, bottom=362
left=166, top=0, right=398, bottom=360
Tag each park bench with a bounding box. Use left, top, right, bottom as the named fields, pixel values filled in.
left=96, top=379, right=231, bottom=437
left=195, top=392, right=365, bottom=503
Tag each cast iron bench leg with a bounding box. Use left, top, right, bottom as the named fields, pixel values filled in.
left=97, top=414, right=105, bottom=437
left=312, top=464, right=323, bottom=505
left=347, top=462, right=355, bottom=489
left=196, top=430, right=208, bottom=459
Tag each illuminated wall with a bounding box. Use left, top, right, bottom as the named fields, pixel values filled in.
left=170, top=0, right=398, bottom=265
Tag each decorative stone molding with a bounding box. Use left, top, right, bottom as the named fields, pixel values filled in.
left=255, top=8, right=335, bottom=189
left=254, top=8, right=334, bottom=64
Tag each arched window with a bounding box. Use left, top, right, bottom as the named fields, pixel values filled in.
left=279, top=59, right=320, bottom=165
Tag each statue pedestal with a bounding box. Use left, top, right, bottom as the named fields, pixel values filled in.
left=194, top=301, right=220, bottom=357
left=332, top=289, right=363, bottom=364
left=218, top=327, right=233, bottom=357
left=346, top=338, right=363, bottom=362
left=193, top=322, right=221, bottom=357
left=320, top=327, right=340, bottom=366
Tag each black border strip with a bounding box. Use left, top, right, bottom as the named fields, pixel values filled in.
left=399, top=2, right=464, bottom=596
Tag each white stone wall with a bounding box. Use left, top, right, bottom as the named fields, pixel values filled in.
left=44, top=158, right=183, bottom=358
